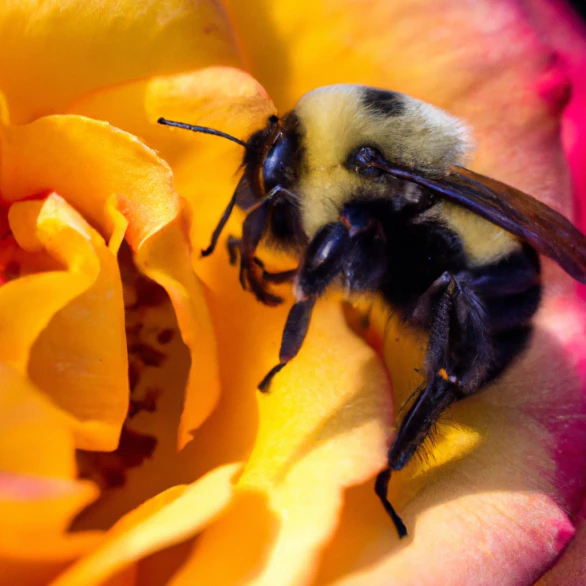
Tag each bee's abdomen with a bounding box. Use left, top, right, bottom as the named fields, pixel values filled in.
left=468, top=244, right=542, bottom=381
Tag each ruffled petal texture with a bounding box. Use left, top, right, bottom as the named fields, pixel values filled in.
left=0, top=114, right=221, bottom=450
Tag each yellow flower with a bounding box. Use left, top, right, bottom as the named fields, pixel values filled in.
left=1, top=1, right=585, bottom=585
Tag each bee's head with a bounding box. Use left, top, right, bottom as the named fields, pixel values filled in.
left=241, top=112, right=303, bottom=200
left=158, top=84, right=471, bottom=246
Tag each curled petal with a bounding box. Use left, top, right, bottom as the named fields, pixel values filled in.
left=0, top=0, right=241, bottom=124
left=7, top=194, right=128, bottom=450
left=134, top=219, right=221, bottom=444
left=51, top=464, right=242, bottom=586
left=0, top=115, right=177, bottom=248
left=540, top=505, right=586, bottom=586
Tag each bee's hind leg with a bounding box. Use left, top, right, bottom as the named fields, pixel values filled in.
left=389, top=273, right=491, bottom=471
left=378, top=272, right=492, bottom=537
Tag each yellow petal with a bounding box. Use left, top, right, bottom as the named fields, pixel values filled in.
left=168, top=300, right=393, bottom=586
left=51, top=464, right=242, bottom=586
left=0, top=0, right=241, bottom=124
left=8, top=194, right=128, bottom=450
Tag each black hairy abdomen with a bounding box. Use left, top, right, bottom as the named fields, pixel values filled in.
left=376, top=209, right=541, bottom=385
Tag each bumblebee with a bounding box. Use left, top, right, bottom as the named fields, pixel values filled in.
left=159, top=84, right=586, bottom=538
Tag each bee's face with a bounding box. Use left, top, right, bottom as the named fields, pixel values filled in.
left=256, top=85, right=471, bottom=238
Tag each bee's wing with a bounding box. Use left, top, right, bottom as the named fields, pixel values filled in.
left=386, top=164, right=586, bottom=284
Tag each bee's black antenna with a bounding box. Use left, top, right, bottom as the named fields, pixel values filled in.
left=157, top=117, right=249, bottom=149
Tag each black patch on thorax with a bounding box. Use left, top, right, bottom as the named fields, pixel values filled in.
left=361, top=87, right=405, bottom=117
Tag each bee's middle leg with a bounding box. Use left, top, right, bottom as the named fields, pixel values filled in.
left=226, top=236, right=298, bottom=285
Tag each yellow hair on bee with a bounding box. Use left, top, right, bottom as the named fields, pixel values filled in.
left=420, top=201, right=521, bottom=265
left=295, top=84, right=472, bottom=176
left=292, top=84, right=473, bottom=236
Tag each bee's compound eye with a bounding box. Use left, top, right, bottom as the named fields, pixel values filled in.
left=347, top=146, right=385, bottom=179
left=263, top=133, right=297, bottom=192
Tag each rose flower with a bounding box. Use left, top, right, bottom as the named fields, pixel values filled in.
left=0, top=0, right=585, bottom=585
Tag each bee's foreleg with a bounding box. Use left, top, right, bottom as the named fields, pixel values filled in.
left=261, top=267, right=298, bottom=284
left=258, top=222, right=352, bottom=392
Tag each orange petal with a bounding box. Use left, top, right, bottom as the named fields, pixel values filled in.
left=0, top=115, right=220, bottom=437
left=134, top=218, right=220, bottom=446
left=51, top=464, right=242, bottom=586
left=8, top=194, right=128, bottom=450
left=0, top=365, right=101, bottom=583
left=72, top=283, right=193, bottom=529
left=0, top=0, right=241, bottom=124
left=0, top=474, right=102, bottom=586
left=0, top=362, right=75, bottom=478
left=168, top=300, right=393, bottom=585
left=0, top=115, right=177, bottom=249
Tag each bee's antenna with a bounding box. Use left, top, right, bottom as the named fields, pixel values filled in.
left=157, top=117, right=249, bottom=149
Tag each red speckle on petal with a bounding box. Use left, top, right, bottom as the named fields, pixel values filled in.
left=128, top=387, right=161, bottom=419
left=128, top=360, right=141, bottom=393
left=129, top=342, right=167, bottom=367
left=156, top=328, right=175, bottom=345
left=77, top=427, right=157, bottom=490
